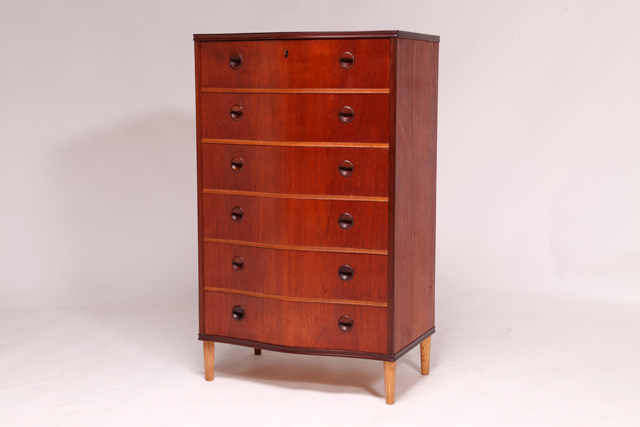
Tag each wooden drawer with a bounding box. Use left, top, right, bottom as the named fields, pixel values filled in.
left=200, top=39, right=390, bottom=88
left=202, top=144, right=388, bottom=197
left=201, top=93, right=389, bottom=143
left=204, top=291, right=387, bottom=353
left=202, top=193, right=388, bottom=250
left=203, top=242, right=388, bottom=303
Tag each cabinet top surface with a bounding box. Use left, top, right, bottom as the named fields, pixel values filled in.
left=193, top=30, right=439, bottom=42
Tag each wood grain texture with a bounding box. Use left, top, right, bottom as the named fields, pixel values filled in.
left=202, top=88, right=390, bottom=94
left=194, top=31, right=440, bottom=42
left=203, top=292, right=387, bottom=353
left=420, top=336, right=431, bottom=375
left=202, top=143, right=388, bottom=197
left=384, top=361, right=396, bottom=405
left=201, top=93, right=389, bottom=143
left=200, top=39, right=389, bottom=88
left=195, top=41, right=206, bottom=335
left=202, top=238, right=387, bottom=255
left=202, top=139, right=388, bottom=149
left=203, top=341, right=215, bottom=381
left=386, top=37, right=398, bottom=354
left=203, top=189, right=387, bottom=203
left=392, top=39, right=438, bottom=352
left=202, top=194, right=388, bottom=250
left=204, top=288, right=386, bottom=307
left=203, top=242, right=388, bottom=303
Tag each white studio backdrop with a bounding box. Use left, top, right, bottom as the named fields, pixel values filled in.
left=0, top=0, right=639, bottom=309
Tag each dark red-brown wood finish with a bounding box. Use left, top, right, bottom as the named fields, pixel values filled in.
left=201, top=93, right=389, bottom=143
left=195, top=31, right=438, bottom=365
left=202, top=144, right=388, bottom=197
left=203, top=242, right=388, bottom=303
left=200, top=39, right=390, bottom=88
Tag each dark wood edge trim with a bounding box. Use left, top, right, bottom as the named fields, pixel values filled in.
left=195, top=41, right=205, bottom=335
left=193, top=31, right=439, bottom=42
left=387, top=37, right=397, bottom=355
left=391, top=327, right=436, bottom=360
left=202, top=238, right=388, bottom=255
left=202, top=188, right=388, bottom=203
left=199, top=334, right=394, bottom=361
left=198, top=327, right=434, bottom=362
left=204, top=287, right=388, bottom=307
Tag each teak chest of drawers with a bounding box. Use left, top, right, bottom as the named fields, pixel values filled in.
left=194, top=30, right=439, bottom=405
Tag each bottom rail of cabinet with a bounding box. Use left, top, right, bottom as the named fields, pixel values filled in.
left=198, top=327, right=434, bottom=362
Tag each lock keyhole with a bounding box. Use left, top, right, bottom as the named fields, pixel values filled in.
left=284, top=50, right=288, bottom=58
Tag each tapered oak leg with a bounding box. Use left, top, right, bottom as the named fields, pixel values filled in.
left=204, top=341, right=215, bottom=381
left=384, top=361, right=396, bottom=405
left=420, top=336, right=431, bottom=375
left=254, top=348, right=262, bottom=356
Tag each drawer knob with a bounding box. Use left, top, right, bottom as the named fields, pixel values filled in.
left=338, top=160, right=354, bottom=177
left=338, top=265, right=354, bottom=281
left=229, top=53, right=243, bottom=69
left=338, top=106, right=354, bottom=124
left=231, top=206, right=244, bottom=222
left=232, top=256, right=245, bottom=272
left=232, top=305, right=245, bottom=321
left=338, top=213, right=354, bottom=230
left=230, top=105, right=243, bottom=121
left=231, top=156, right=244, bottom=172
left=338, top=316, right=354, bottom=332
left=339, top=52, right=355, bottom=70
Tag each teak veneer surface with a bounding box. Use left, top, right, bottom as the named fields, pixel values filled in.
left=202, top=193, right=388, bottom=250
left=392, top=38, right=438, bottom=352
left=202, top=144, right=389, bottom=197
left=200, top=39, right=390, bottom=88
left=203, top=242, right=388, bottom=303
left=201, top=93, right=389, bottom=143
left=204, top=292, right=387, bottom=353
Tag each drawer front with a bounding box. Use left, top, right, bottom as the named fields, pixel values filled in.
left=202, top=144, right=388, bottom=197
left=201, top=93, right=389, bottom=143
left=203, top=242, right=388, bottom=303
left=204, top=292, right=387, bottom=353
left=200, top=39, right=390, bottom=89
left=203, top=194, right=388, bottom=250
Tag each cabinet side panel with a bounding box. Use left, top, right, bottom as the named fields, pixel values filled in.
left=393, top=39, right=438, bottom=352
left=195, top=41, right=205, bottom=335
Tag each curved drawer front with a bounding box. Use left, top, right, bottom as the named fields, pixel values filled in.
left=204, top=292, right=387, bottom=353
left=201, top=93, right=389, bottom=143
left=202, top=194, right=388, bottom=250
left=203, top=242, right=388, bottom=303
left=200, top=39, right=390, bottom=89
left=202, top=144, right=388, bottom=197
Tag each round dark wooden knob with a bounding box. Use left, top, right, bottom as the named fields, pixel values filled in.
left=339, top=52, right=355, bottom=70
left=231, top=206, right=244, bottom=222
left=338, top=316, right=354, bottom=332
left=231, top=156, right=244, bottom=172
left=229, top=53, right=243, bottom=69
left=230, top=105, right=243, bottom=121
left=338, top=106, right=354, bottom=124
left=338, top=160, right=354, bottom=177
left=232, top=305, right=245, bottom=321
left=232, top=256, right=245, bottom=272
left=338, top=265, right=354, bottom=281
left=338, top=213, right=354, bottom=230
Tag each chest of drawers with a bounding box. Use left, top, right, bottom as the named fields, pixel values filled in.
left=194, top=30, right=439, bottom=404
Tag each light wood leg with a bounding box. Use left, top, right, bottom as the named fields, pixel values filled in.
left=420, top=336, right=431, bottom=375
left=204, top=341, right=215, bottom=381
left=384, top=361, right=396, bottom=405
left=254, top=348, right=262, bottom=356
